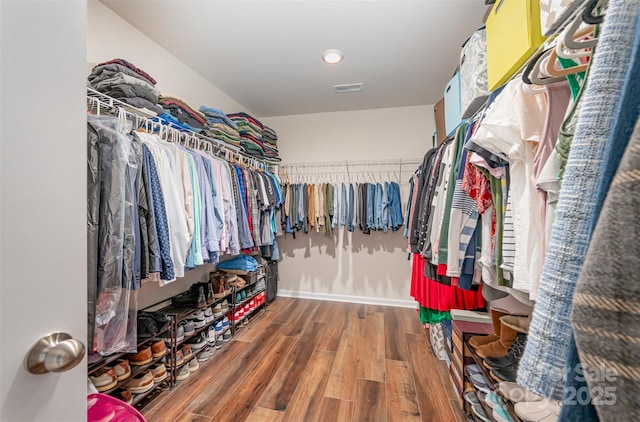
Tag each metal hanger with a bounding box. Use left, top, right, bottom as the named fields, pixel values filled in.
left=582, top=0, right=606, bottom=25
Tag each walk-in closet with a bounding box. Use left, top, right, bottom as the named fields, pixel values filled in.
left=1, top=0, right=637, bottom=421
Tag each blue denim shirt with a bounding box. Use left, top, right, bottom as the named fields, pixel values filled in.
left=347, top=184, right=355, bottom=232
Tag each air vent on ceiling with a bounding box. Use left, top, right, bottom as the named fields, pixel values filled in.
left=333, top=83, right=364, bottom=93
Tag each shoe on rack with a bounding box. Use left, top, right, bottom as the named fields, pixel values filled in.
left=188, top=358, right=200, bottom=373
left=201, top=281, right=215, bottom=305
left=151, top=339, right=167, bottom=358
left=222, top=315, right=230, bottom=329
left=198, top=347, right=212, bottom=362
left=172, top=284, right=208, bottom=309
left=112, top=387, right=132, bottom=405
left=244, top=302, right=251, bottom=316
left=215, top=336, right=224, bottom=350
left=223, top=274, right=235, bottom=295
left=468, top=372, right=491, bottom=394
left=114, top=359, right=131, bottom=381
left=210, top=272, right=227, bottom=298
left=126, top=347, right=153, bottom=366
left=249, top=299, right=256, bottom=312
left=221, top=300, right=230, bottom=314
left=181, top=344, right=193, bottom=361
left=89, top=367, right=118, bottom=392
left=490, top=366, right=518, bottom=383
left=208, top=326, right=217, bottom=344
left=492, top=403, right=514, bottom=422
left=498, top=382, right=544, bottom=403
left=181, top=320, right=195, bottom=337
left=172, top=350, right=184, bottom=367
left=469, top=308, right=506, bottom=349
left=484, top=391, right=503, bottom=409
left=484, top=333, right=527, bottom=370
left=188, top=332, right=207, bottom=350
left=514, top=399, right=561, bottom=421
left=476, top=315, right=529, bottom=359
left=175, top=325, right=185, bottom=343
left=236, top=292, right=243, bottom=303
left=241, top=290, right=247, bottom=300
left=176, top=365, right=190, bottom=381
left=233, top=310, right=243, bottom=323
left=126, top=371, right=154, bottom=394
left=190, top=310, right=206, bottom=329
left=471, top=400, right=490, bottom=422
left=149, top=363, right=168, bottom=383
left=204, top=306, right=214, bottom=323
left=223, top=331, right=231, bottom=343
left=211, top=303, right=223, bottom=318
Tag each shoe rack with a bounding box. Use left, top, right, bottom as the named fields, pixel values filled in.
left=87, top=319, right=175, bottom=410
left=467, top=342, right=522, bottom=422
left=230, top=265, right=268, bottom=336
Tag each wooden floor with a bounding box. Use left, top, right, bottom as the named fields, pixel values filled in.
left=142, top=297, right=467, bottom=422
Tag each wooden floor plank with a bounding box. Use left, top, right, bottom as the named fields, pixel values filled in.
left=142, top=340, right=250, bottom=422
left=311, top=300, right=337, bottom=323
left=324, top=318, right=361, bottom=401
left=282, top=350, right=336, bottom=422
left=358, top=312, right=385, bottom=382
left=353, top=379, right=386, bottom=422
left=282, top=299, right=321, bottom=337
left=397, top=306, right=424, bottom=335
left=319, top=398, right=354, bottom=422
left=384, top=306, right=410, bottom=362
left=245, top=407, right=285, bottom=422
left=406, top=333, right=457, bottom=422
left=211, top=335, right=297, bottom=422
left=316, top=302, right=351, bottom=352
left=184, top=322, right=287, bottom=416
left=385, top=360, right=421, bottom=422
left=258, top=321, right=326, bottom=411
left=174, top=412, right=212, bottom=422
left=271, top=298, right=302, bottom=325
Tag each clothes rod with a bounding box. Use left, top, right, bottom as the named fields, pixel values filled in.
left=280, top=158, right=422, bottom=167
left=87, top=87, right=280, bottom=170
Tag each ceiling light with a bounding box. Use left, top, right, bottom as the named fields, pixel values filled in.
left=322, top=49, right=343, bottom=64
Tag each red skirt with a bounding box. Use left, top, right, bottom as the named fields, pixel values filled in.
left=410, top=254, right=485, bottom=312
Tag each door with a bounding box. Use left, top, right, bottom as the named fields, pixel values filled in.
left=0, top=1, right=88, bottom=420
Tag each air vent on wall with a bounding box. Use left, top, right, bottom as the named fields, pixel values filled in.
left=333, top=83, right=364, bottom=93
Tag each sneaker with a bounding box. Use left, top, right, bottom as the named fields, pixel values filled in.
left=204, top=307, right=214, bottom=323
left=181, top=344, right=193, bottom=360
left=214, top=320, right=224, bottom=335
left=249, top=299, right=256, bottom=312
left=236, top=292, right=242, bottom=303
left=233, top=310, right=243, bottom=323
left=485, top=391, right=502, bottom=409
left=189, top=332, right=207, bottom=350
left=212, top=303, right=223, bottom=318
left=215, top=336, right=224, bottom=350
left=89, top=367, right=118, bottom=392
left=168, top=349, right=184, bottom=367
left=469, top=373, right=491, bottom=394
left=221, top=300, right=229, bottom=313
left=208, top=326, right=217, bottom=344
left=241, top=290, right=247, bottom=300
left=190, top=311, right=206, bottom=329
left=126, top=371, right=154, bottom=394
left=181, top=320, right=195, bottom=337
left=149, top=363, right=168, bottom=383
left=198, top=347, right=212, bottom=362
left=514, top=399, right=561, bottom=421
left=176, top=365, right=190, bottom=381
left=222, top=316, right=230, bottom=329
left=176, top=325, right=185, bottom=343
left=223, top=331, right=232, bottom=342
left=493, top=404, right=515, bottom=422
left=498, top=382, right=544, bottom=403
left=244, top=302, right=251, bottom=315
left=188, top=358, right=200, bottom=373
left=114, top=359, right=131, bottom=381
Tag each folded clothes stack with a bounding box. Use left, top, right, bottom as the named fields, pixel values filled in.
left=199, top=106, right=242, bottom=147
left=228, top=112, right=266, bottom=157
left=88, top=58, right=162, bottom=115
left=262, top=126, right=280, bottom=161
left=158, top=96, right=207, bottom=133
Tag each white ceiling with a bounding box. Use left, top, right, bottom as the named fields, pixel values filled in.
left=100, top=0, right=488, bottom=117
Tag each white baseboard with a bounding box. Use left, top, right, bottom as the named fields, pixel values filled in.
left=277, top=289, right=416, bottom=309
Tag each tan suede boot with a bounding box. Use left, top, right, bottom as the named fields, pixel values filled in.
left=469, top=308, right=507, bottom=349
left=476, top=315, right=522, bottom=359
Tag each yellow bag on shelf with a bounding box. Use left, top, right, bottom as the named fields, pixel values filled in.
left=486, top=0, right=546, bottom=90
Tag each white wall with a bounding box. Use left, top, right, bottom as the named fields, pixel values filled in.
left=262, top=105, right=434, bottom=306
left=1, top=1, right=87, bottom=420
left=87, top=0, right=251, bottom=115
left=87, top=0, right=261, bottom=309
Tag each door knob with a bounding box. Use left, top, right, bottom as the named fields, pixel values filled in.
left=25, top=332, right=85, bottom=374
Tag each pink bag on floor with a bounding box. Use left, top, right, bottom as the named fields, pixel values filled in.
left=87, top=393, right=146, bottom=422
